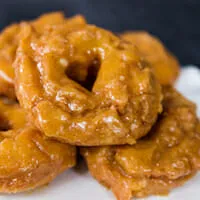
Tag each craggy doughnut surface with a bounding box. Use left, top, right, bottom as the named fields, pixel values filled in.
left=15, top=24, right=162, bottom=146
left=0, top=12, right=86, bottom=98
left=0, top=98, right=76, bottom=193
left=121, top=32, right=180, bottom=85
left=81, top=87, right=200, bottom=200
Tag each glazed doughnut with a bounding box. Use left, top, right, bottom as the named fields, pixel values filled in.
left=0, top=98, right=76, bottom=193
left=81, top=87, right=200, bottom=199
left=0, top=12, right=86, bottom=98
left=15, top=24, right=162, bottom=146
left=120, top=31, right=180, bottom=85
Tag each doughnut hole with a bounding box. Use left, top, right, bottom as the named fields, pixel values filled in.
left=0, top=117, right=11, bottom=131
left=65, top=58, right=100, bottom=91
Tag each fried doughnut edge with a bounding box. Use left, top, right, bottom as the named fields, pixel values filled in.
left=120, top=31, right=180, bottom=85
left=81, top=87, right=200, bottom=200
left=0, top=12, right=86, bottom=98
left=0, top=99, right=76, bottom=193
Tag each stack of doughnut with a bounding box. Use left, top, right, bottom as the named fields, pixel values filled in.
left=0, top=12, right=199, bottom=199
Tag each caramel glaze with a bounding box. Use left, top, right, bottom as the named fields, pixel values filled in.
left=0, top=98, right=76, bottom=193
left=14, top=24, right=162, bottom=146
left=0, top=12, right=86, bottom=98
left=121, top=31, right=180, bottom=85
left=81, top=87, right=200, bottom=200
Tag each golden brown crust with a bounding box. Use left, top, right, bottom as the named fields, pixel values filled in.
left=14, top=24, right=162, bottom=146
left=81, top=87, right=200, bottom=199
left=0, top=24, right=20, bottom=98
left=120, top=31, right=180, bottom=85
left=0, top=99, right=76, bottom=193
left=0, top=12, right=86, bottom=98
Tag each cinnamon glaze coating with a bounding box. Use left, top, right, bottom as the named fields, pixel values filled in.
left=0, top=12, right=86, bottom=98
left=81, top=87, right=200, bottom=199
left=121, top=32, right=180, bottom=85
left=15, top=24, right=162, bottom=146
left=0, top=98, right=76, bottom=193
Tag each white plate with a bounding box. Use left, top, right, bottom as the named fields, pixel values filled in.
left=1, top=66, right=200, bottom=200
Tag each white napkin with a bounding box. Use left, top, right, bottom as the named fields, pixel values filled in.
left=0, top=66, right=200, bottom=200
left=176, top=66, right=200, bottom=116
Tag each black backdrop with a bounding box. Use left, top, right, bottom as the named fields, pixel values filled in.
left=0, top=0, right=200, bottom=67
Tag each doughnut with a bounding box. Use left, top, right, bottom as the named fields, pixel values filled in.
left=120, top=31, right=180, bottom=85
left=81, top=87, right=200, bottom=199
left=14, top=24, right=162, bottom=146
left=0, top=12, right=86, bottom=98
left=0, top=98, right=76, bottom=193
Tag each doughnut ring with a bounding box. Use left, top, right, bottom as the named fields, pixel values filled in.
left=120, top=31, right=180, bottom=85
left=0, top=98, right=76, bottom=193
left=81, top=87, right=200, bottom=199
left=0, top=12, right=86, bottom=98
left=15, top=24, right=162, bottom=146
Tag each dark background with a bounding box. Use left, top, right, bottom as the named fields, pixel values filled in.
left=0, top=0, right=200, bottom=67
